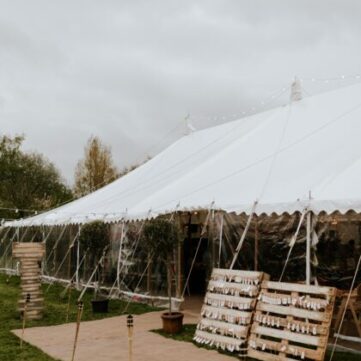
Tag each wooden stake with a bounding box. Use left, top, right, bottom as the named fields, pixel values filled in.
left=20, top=293, right=31, bottom=348
left=71, top=301, right=84, bottom=361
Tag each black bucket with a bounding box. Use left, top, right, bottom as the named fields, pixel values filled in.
left=91, top=299, right=109, bottom=313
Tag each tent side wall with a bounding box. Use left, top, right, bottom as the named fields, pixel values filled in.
left=1, top=211, right=360, bottom=303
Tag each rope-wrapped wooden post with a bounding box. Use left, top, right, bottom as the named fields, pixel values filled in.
left=127, top=314, right=134, bottom=361
left=13, top=242, right=45, bottom=320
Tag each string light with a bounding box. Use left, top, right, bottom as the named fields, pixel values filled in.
left=192, top=84, right=290, bottom=126
left=299, top=73, right=361, bottom=84
left=195, top=74, right=361, bottom=126
left=0, top=206, right=38, bottom=214
left=4, top=74, right=361, bottom=225
left=1, top=84, right=290, bottom=226
left=1, top=117, right=189, bottom=226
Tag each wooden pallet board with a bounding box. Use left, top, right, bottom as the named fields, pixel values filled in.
left=12, top=242, right=45, bottom=320
left=248, top=281, right=336, bottom=361
left=194, top=268, right=268, bottom=354
left=13, top=243, right=45, bottom=259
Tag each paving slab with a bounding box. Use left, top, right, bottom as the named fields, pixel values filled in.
left=13, top=310, right=234, bottom=361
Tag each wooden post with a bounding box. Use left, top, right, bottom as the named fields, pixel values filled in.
left=71, top=301, right=84, bottom=361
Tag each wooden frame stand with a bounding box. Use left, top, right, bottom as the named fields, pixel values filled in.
left=248, top=281, right=336, bottom=361
left=194, top=268, right=268, bottom=354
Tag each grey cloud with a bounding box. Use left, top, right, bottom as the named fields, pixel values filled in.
left=1, top=0, right=361, bottom=184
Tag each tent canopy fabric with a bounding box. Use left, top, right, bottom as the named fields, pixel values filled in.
left=6, top=83, right=361, bottom=227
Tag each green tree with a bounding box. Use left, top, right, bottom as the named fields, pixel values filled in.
left=74, top=136, right=119, bottom=197
left=0, top=135, right=72, bottom=219
left=143, top=218, right=180, bottom=313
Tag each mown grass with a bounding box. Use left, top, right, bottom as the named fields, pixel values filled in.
left=2, top=272, right=360, bottom=361
left=152, top=324, right=361, bottom=361
left=0, top=273, right=159, bottom=361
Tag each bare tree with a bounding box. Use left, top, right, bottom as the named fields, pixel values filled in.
left=74, top=136, right=119, bottom=197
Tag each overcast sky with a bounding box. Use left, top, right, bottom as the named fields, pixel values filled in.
left=1, top=0, right=361, bottom=185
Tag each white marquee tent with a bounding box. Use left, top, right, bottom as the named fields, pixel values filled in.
left=6, top=82, right=361, bottom=227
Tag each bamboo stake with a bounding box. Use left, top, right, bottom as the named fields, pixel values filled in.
left=127, top=315, right=134, bottom=361
left=71, top=301, right=84, bottom=361
left=20, top=293, right=31, bottom=348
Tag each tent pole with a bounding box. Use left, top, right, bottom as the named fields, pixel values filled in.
left=176, top=239, right=182, bottom=298
left=211, top=213, right=216, bottom=268
left=218, top=214, right=224, bottom=268
left=176, top=212, right=182, bottom=298
left=76, top=225, right=80, bottom=289
left=230, top=201, right=258, bottom=270
left=254, top=217, right=259, bottom=271
left=68, top=227, right=72, bottom=279
left=116, top=220, right=126, bottom=290
left=306, top=211, right=312, bottom=285
left=181, top=204, right=213, bottom=299
left=147, top=252, right=152, bottom=294
left=279, top=209, right=307, bottom=282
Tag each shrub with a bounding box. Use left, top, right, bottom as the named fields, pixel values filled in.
left=79, top=221, right=109, bottom=259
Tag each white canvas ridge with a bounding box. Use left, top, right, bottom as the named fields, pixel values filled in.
left=6, top=82, right=361, bottom=227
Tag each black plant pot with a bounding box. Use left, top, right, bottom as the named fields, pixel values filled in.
left=91, top=299, right=109, bottom=313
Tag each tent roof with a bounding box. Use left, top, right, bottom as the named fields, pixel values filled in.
left=6, top=82, right=361, bottom=227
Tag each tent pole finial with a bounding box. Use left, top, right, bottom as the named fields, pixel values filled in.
left=184, top=114, right=196, bottom=135
left=290, top=76, right=302, bottom=102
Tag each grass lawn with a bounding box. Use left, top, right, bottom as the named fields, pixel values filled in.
left=0, top=273, right=159, bottom=361
left=152, top=324, right=361, bottom=361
